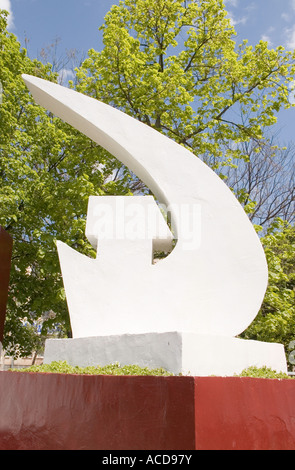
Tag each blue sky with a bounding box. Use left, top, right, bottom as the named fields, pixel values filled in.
left=3, top=0, right=295, bottom=60
left=225, top=0, right=295, bottom=50
left=2, top=0, right=115, bottom=56
left=2, top=0, right=295, bottom=143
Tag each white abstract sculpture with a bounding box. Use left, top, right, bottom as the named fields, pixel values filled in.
left=22, top=74, right=287, bottom=375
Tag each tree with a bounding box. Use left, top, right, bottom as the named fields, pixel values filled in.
left=242, top=220, right=295, bottom=367
left=75, top=0, right=295, bottom=171
left=36, top=36, right=86, bottom=86
left=0, top=10, right=130, bottom=356
left=221, top=138, right=295, bottom=229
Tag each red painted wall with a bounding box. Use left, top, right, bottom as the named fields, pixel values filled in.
left=0, top=372, right=295, bottom=450
left=194, top=377, right=295, bottom=450
left=0, top=227, right=13, bottom=342
left=0, top=372, right=195, bottom=450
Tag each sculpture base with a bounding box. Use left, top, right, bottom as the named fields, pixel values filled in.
left=44, top=332, right=287, bottom=376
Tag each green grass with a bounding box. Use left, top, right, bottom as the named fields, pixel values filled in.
left=13, top=361, right=293, bottom=379
left=13, top=360, right=174, bottom=376
left=236, top=365, right=291, bottom=380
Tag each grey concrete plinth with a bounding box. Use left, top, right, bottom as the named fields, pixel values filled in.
left=44, top=332, right=182, bottom=374
left=43, top=332, right=288, bottom=376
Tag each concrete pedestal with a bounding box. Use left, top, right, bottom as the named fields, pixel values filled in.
left=44, top=332, right=287, bottom=376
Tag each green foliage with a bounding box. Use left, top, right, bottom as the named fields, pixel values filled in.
left=76, top=0, right=295, bottom=167
left=13, top=361, right=292, bottom=379
left=13, top=360, right=173, bottom=376
left=242, top=220, right=295, bottom=365
left=237, top=366, right=291, bottom=380
left=0, top=10, right=131, bottom=356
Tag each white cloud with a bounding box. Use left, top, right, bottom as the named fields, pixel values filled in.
left=0, top=0, right=14, bottom=29
left=282, top=0, right=295, bottom=46
left=285, top=24, right=295, bottom=49
left=224, top=0, right=249, bottom=27
left=261, top=34, right=273, bottom=47
left=282, top=12, right=290, bottom=22
left=224, top=0, right=239, bottom=7
left=281, top=1, right=295, bottom=21
left=58, top=68, right=75, bottom=86
left=227, top=11, right=248, bottom=27
left=280, top=1, right=295, bottom=47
